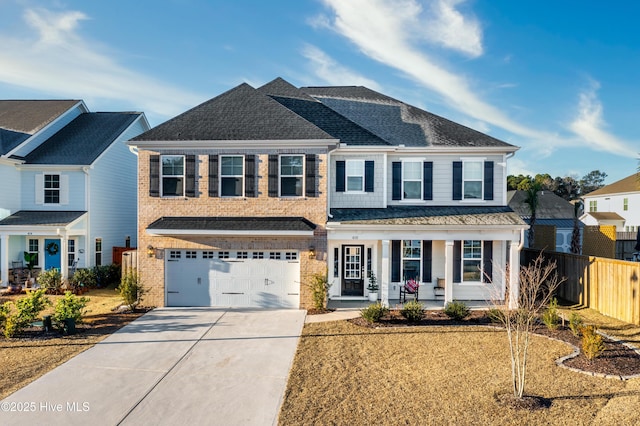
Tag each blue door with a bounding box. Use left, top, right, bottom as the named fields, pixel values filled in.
left=44, top=239, right=61, bottom=270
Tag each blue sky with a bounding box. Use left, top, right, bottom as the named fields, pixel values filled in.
left=1, top=0, right=638, bottom=184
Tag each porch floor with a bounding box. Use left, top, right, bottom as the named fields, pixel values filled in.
left=327, top=299, right=493, bottom=311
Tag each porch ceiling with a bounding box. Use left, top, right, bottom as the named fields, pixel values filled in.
left=329, top=206, right=526, bottom=227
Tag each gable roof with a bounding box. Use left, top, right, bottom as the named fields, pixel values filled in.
left=132, top=83, right=334, bottom=142
left=507, top=190, right=576, bottom=219
left=301, top=86, right=516, bottom=149
left=583, top=173, right=640, bottom=197
left=24, top=112, right=142, bottom=165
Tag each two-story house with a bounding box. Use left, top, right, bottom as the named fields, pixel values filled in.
left=582, top=173, right=640, bottom=232
left=0, top=100, right=149, bottom=287
left=130, top=78, right=526, bottom=309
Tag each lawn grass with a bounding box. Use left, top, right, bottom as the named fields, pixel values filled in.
left=279, top=320, right=640, bottom=425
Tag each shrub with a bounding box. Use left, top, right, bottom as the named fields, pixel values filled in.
left=69, top=268, right=97, bottom=292
left=2, top=289, right=51, bottom=338
left=444, top=301, right=470, bottom=321
left=569, top=312, right=583, bottom=337
left=487, top=308, right=505, bottom=324
left=541, top=297, right=560, bottom=330
left=94, top=264, right=121, bottom=288
left=0, top=302, right=10, bottom=332
left=52, top=292, right=89, bottom=329
left=308, top=273, right=331, bottom=310
left=118, top=272, right=144, bottom=309
left=360, top=302, right=389, bottom=323
left=400, top=300, right=424, bottom=322
left=581, top=325, right=605, bottom=360
left=38, top=268, right=63, bottom=294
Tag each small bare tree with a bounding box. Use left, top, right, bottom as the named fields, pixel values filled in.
left=490, top=254, right=563, bottom=399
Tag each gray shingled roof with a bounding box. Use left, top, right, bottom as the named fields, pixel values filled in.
left=0, top=128, right=29, bottom=155
left=147, top=216, right=317, bottom=232
left=132, top=83, right=334, bottom=142
left=330, top=206, right=525, bottom=226
left=302, top=86, right=515, bottom=148
left=0, top=100, right=80, bottom=135
left=259, top=79, right=389, bottom=146
left=24, top=112, right=141, bottom=165
left=507, top=190, right=576, bottom=219
left=0, top=210, right=86, bottom=226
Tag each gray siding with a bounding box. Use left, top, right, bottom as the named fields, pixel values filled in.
left=331, top=153, right=385, bottom=208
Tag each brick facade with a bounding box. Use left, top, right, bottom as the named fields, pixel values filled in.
left=137, top=150, right=328, bottom=309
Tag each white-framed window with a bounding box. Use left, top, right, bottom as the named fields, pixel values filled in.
left=220, top=155, right=244, bottom=197
left=44, top=174, right=61, bottom=204
left=68, top=239, right=76, bottom=267
left=402, top=161, right=422, bottom=200
left=402, top=240, right=421, bottom=281
left=589, top=200, right=597, bottom=212
left=462, top=240, right=482, bottom=282
left=161, top=155, right=185, bottom=197
left=28, top=238, right=39, bottom=267
left=95, top=238, right=102, bottom=266
left=280, top=155, right=304, bottom=197
left=346, top=160, right=365, bottom=192
left=624, top=198, right=629, bottom=211
left=463, top=161, right=483, bottom=200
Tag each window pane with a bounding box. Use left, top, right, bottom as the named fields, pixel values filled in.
left=347, top=176, right=363, bottom=191
left=403, top=260, right=420, bottom=281
left=221, top=177, right=242, bottom=196
left=221, top=156, right=243, bottom=175
left=281, top=156, right=303, bottom=175
left=464, top=162, right=482, bottom=179
left=463, top=260, right=481, bottom=281
left=44, top=175, right=60, bottom=189
left=403, top=162, right=421, bottom=179
left=402, top=240, right=421, bottom=258
left=404, top=181, right=421, bottom=199
left=162, top=156, right=184, bottom=175
left=463, top=240, right=482, bottom=258
left=346, top=161, right=363, bottom=175
left=464, top=181, right=481, bottom=199
left=281, top=177, right=302, bottom=196
left=162, top=177, right=183, bottom=196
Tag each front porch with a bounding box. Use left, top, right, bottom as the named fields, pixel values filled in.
left=328, top=298, right=494, bottom=311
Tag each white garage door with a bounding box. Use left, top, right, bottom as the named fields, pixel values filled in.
left=165, top=250, right=300, bottom=308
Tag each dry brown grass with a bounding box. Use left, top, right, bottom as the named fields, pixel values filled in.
left=558, top=305, right=640, bottom=349
left=279, top=320, right=640, bottom=425
left=0, top=286, right=145, bottom=399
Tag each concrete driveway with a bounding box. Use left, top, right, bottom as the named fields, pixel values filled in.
left=0, top=308, right=306, bottom=426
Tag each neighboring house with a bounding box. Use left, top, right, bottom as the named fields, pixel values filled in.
left=129, top=78, right=527, bottom=309
left=0, top=100, right=149, bottom=286
left=507, top=190, right=583, bottom=253
left=581, top=173, right=640, bottom=232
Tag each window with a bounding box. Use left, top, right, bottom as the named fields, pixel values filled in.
left=218, top=251, right=229, bottom=259
left=624, top=198, right=629, bottom=211
left=270, top=252, right=282, bottom=260
left=402, top=161, right=422, bottom=200
left=462, top=240, right=482, bottom=282
left=463, top=161, right=483, bottom=199
left=220, top=155, right=243, bottom=197
left=28, top=239, right=39, bottom=267
left=402, top=240, right=421, bottom=281
left=95, top=238, right=102, bottom=266
left=285, top=252, right=297, bottom=260
left=169, top=250, right=181, bottom=259
left=202, top=251, right=215, bottom=259
left=589, top=200, right=597, bottom=212
left=280, top=155, right=304, bottom=196
left=237, top=251, right=248, bottom=259
left=252, top=252, right=264, bottom=259
left=44, top=174, right=60, bottom=204
left=68, top=239, right=76, bottom=267
left=346, top=160, right=364, bottom=192
left=186, top=251, right=197, bottom=259
left=161, top=155, right=185, bottom=197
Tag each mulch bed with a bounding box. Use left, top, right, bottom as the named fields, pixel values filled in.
left=345, top=309, right=640, bottom=378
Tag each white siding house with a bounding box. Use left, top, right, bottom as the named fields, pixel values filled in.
left=581, top=173, right=640, bottom=232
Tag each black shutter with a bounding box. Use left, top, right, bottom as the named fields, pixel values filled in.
left=453, top=161, right=462, bottom=200
left=453, top=240, right=462, bottom=283
left=149, top=155, right=159, bottom=197
left=422, top=240, right=432, bottom=282
left=392, top=162, right=402, bottom=200
left=484, top=161, right=494, bottom=200
left=391, top=240, right=401, bottom=282
left=208, top=155, right=218, bottom=197
left=185, top=155, right=196, bottom=197
left=305, top=154, right=317, bottom=197
left=245, top=155, right=256, bottom=197
left=336, top=161, right=345, bottom=192
left=423, top=161, right=433, bottom=200
left=483, top=241, right=493, bottom=283
left=365, top=160, right=374, bottom=192
left=268, top=155, right=278, bottom=197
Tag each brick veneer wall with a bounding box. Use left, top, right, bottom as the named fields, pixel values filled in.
left=137, top=150, right=328, bottom=309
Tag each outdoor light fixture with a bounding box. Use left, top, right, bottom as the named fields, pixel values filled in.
left=147, top=245, right=155, bottom=258
left=308, top=246, right=316, bottom=259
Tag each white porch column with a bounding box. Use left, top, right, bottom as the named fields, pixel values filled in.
left=508, top=240, right=521, bottom=309
left=59, top=236, right=68, bottom=280
left=1, top=234, right=8, bottom=286
left=444, top=240, right=454, bottom=304
left=381, top=240, right=390, bottom=307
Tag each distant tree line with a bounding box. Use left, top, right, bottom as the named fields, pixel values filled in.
left=507, top=170, right=607, bottom=201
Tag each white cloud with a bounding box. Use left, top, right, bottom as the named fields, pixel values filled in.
left=0, top=8, right=203, bottom=120
left=301, top=44, right=381, bottom=89
left=569, top=81, right=637, bottom=157
left=423, top=0, right=483, bottom=57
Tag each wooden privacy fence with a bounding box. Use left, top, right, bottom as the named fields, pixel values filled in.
left=522, top=248, right=640, bottom=325
left=121, top=250, right=138, bottom=278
